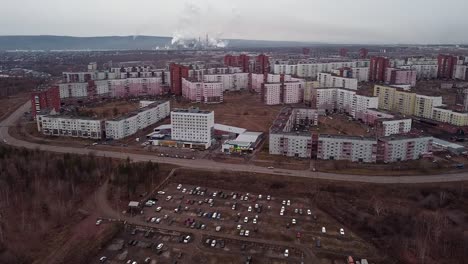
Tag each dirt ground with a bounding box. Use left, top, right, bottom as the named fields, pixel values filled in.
left=0, top=92, right=30, bottom=121
left=78, top=100, right=140, bottom=119
left=315, top=113, right=373, bottom=137
left=171, top=91, right=284, bottom=133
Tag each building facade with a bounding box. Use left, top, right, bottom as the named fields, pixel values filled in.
left=171, top=108, right=215, bottom=149
left=37, top=115, right=102, bottom=139
left=318, top=73, right=358, bottom=90
left=182, top=79, right=223, bottom=104
left=31, top=86, right=61, bottom=117
left=385, top=68, right=417, bottom=87
left=105, top=101, right=170, bottom=140
left=369, top=56, right=390, bottom=82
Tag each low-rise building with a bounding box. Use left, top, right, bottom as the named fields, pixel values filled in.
left=377, top=136, right=433, bottom=163
left=37, top=115, right=103, bottom=139
left=317, top=135, right=377, bottom=163
left=269, top=107, right=322, bottom=158
left=105, top=101, right=170, bottom=140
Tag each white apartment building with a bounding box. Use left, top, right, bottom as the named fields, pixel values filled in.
left=317, top=135, right=377, bottom=163
left=293, top=61, right=369, bottom=79
left=37, top=115, right=103, bottom=139
left=453, top=65, right=468, bottom=80
left=269, top=108, right=322, bottom=158
left=105, top=101, right=170, bottom=140
left=273, top=64, right=298, bottom=75
left=59, top=82, right=88, bottom=98
left=380, top=119, right=412, bottom=137
left=379, top=136, right=433, bottom=163
left=251, top=73, right=265, bottom=93
left=351, top=67, right=370, bottom=82
left=182, top=79, right=224, bottom=104
left=414, top=95, right=443, bottom=119
left=315, top=88, right=378, bottom=118
left=318, top=73, right=358, bottom=90
left=408, top=64, right=438, bottom=79
left=264, top=83, right=282, bottom=105
left=203, top=73, right=249, bottom=91
left=283, top=82, right=303, bottom=104
left=171, top=108, right=215, bottom=149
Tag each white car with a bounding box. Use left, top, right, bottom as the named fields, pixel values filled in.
left=211, top=240, right=217, bottom=247
left=150, top=217, right=156, bottom=223
left=307, top=209, right=311, bottom=215
left=245, top=230, right=250, bottom=236
left=240, top=229, right=245, bottom=236
left=284, top=249, right=289, bottom=257
left=157, top=243, right=164, bottom=250
left=156, top=206, right=162, bottom=212
left=155, top=218, right=161, bottom=224
left=253, top=218, right=257, bottom=224
left=292, top=219, right=297, bottom=225
left=96, top=219, right=102, bottom=225
left=244, top=216, right=249, bottom=223
left=266, top=195, right=271, bottom=201
left=322, top=227, right=326, bottom=233
left=157, top=191, right=165, bottom=195
left=340, top=228, right=345, bottom=236
left=177, top=184, right=182, bottom=190
left=166, top=196, right=172, bottom=201
left=232, top=204, right=236, bottom=210
left=99, top=256, right=107, bottom=262
left=267, top=166, right=274, bottom=169
left=216, top=226, right=221, bottom=232
left=280, top=210, right=284, bottom=216
left=282, top=200, right=286, bottom=205
left=248, top=206, right=252, bottom=212
left=237, top=224, right=242, bottom=230
left=258, top=194, right=262, bottom=199
left=183, top=235, right=191, bottom=243
left=182, top=188, right=187, bottom=193
left=287, top=200, right=291, bottom=206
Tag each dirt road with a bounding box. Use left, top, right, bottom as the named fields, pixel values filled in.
left=1, top=101, right=468, bottom=184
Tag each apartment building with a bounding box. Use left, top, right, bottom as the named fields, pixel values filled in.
left=437, top=54, right=458, bottom=79
left=432, top=107, right=468, bottom=126
left=269, top=107, right=322, bottom=158
left=171, top=108, right=214, bottom=149
left=378, top=119, right=413, bottom=137
left=373, top=85, right=416, bottom=116
left=414, top=95, right=443, bottom=119
left=58, top=82, right=88, bottom=98
left=385, top=68, right=417, bottom=87
left=377, top=136, right=433, bottom=163
left=318, top=73, right=358, bottom=90
left=31, top=86, right=61, bottom=117
left=351, top=67, right=370, bottom=82
left=273, top=64, right=298, bottom=76
left=453, top=65, right=468, bottom=80
left=261, top=74, right=304, bottom=105
left=315, top=88, right=378, bottom=118
left=203, top=73, right=249, bottom=91
left=407, top=64, right=438, bottom=79
left=182, top=79, right=223, bottom=104
left=369, top=56, right=390, bottom=82
left=37, top=115, right=103, bottom=139
left=105, top=101, right=170, bottom=140
left=317, top=135, right=377, bottom=163
left=303, top=81, right=320, bottom=106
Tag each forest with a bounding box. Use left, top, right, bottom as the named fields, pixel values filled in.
left=0, top=146, right=164, bottom=263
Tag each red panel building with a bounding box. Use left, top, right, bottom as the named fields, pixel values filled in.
left=170, top=63, right=190, bottom=96
left=302, top=48, right=310, bottom=55
left=339, top=48, right=348, bottom=57
left=437, top=54, right=458, bottom=79
left=359, top=48, right=368, bottom=59
left=369, top=56, right=390, bottom=82
left=31, top=86, right=61, bottom=117
left=255, top=54, right=270, bottom=74
left=224, top=54, right=250, bottom=73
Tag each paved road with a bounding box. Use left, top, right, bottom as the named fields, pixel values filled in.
left=1, top=101, right=468, bottom=184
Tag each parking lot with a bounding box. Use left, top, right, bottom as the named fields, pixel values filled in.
left=93, top=182, right=378, bottom=263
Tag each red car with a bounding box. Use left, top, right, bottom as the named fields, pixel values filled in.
left=296, top=232, right=301, bottom=238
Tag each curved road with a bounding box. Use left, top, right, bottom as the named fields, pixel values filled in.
left=1, top=101, right=468, bottom=184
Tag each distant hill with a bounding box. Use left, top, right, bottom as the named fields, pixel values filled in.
left=0, top=35, right=317, bottom=50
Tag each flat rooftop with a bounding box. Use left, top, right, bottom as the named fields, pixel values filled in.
left=107, top=100, right=169, bottom=121
left=172, top=108, right=212, bottom=114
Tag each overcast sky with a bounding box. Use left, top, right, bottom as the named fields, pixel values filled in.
left=1, top=0, right=467, bottom=44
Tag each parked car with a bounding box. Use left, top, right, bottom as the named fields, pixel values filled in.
left=156, top=243, right=164, bottom=250
left=322, top=226, right=326, bottom=233
left=99, top=256, right=107, bottom=262
left=284, top=249, right=289, bottom=257
left=340, top=228, right=345, bottom=236
left=245, top=230, right=250, bottom=237
left=211, top=240, right=217, bottom=247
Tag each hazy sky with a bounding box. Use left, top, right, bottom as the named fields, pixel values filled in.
left=1, top=0, right=468, bottom=44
